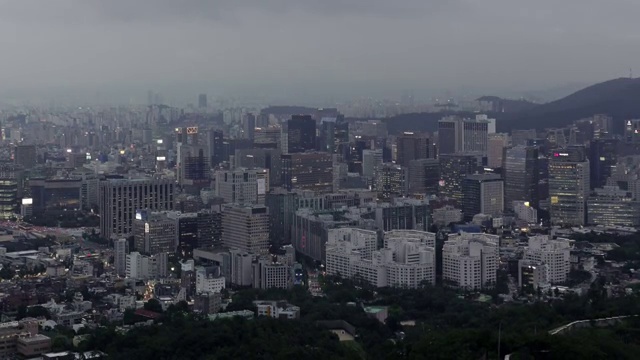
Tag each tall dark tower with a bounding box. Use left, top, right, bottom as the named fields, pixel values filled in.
left=283, top=115, right=316, bottom=154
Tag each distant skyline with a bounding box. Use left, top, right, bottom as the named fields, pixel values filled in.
left=0, top=1, right=638, bottom=105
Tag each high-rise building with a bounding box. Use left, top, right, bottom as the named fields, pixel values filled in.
left=221, top=204, right=270, bottom=254
left=281, top=152, right=333, bottom=194
left=438, top=154, right=479, bottom=202
left=523, top=236, right=570, bottom=284
left=375, top=163, right=409, bottom=199
left=0, top=163, right=19, bottom=220
left=198, top=94, right=207, bottom=108
left=624, top=119, right=640, bottom=143
left=14, top=145, right=36, bottom=170
left=207, top=129, right=224, bottom=168
left=442, top=233, right=498, bottom=290
left=213, top=167, right=269, bottom=205
left=396, top=132, right=432, bottom=166
left=503, top=146, right=540, bottom=210
left=234, top=148, right=281, bottom=187
left=462, top=117, right=490, bottom=154
left=166, top=212, right=200, bottom=256
left=99, top=178, right=174, bottom=239
left=437, top=116, right=463, bottom=155
left=587, top=185, right=640, bottom=227
left=549, top=146, right=590, bottom=226
left=511, top=129, right=538, bottom=146
left=114, top=238, right=128, bottom=277
left=487, top=133, right=508, bottom=168
left=178, top=144, right=208, bottom=186
left=282, top=115, right=316, bottom=154
left=362, top=149, right=383, bottom=178
left=408, top=159, right=439, bottom=195
left=589, top=138, right=618, bottom=190
left=244, top=113, right=256, bottom=141
left=133, top=210, right=177, bottom=254
left=320, top=116, right=349, bottom=159
left=197, top=210, right=222, bottom=248
left=126, top=251, right=168, bottom=280
left=462, top=174, right=504, bottom=220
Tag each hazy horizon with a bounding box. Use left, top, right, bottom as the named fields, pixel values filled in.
left=0, top=1, right=638, bottom=105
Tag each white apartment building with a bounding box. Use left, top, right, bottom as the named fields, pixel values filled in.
left=213, top=167, right=269, bottom=205
left=432, top=205, right=463, bottom=227
left=325, top=228, right=435, bottom=289
left=523, top=235, right=571, bottom=284
left=221, top=205, right=270, bottom=255
left=442, top=233, right=499, bottom=290
left=126, top=252, right=168, bottom=280
left=384, top=230, right=436, bottom=248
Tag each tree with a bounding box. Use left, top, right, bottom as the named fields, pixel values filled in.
left=144, top=298, right=163, bottom=313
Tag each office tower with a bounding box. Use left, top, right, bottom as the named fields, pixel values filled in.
left=14, top=145, right=36, bottom=170
left=396, top=132, right=432, bottom=166
left=503, top=146, right=540, bottom=210
left=438, top=116, right=463, bottom=154
left=213, top=167, right=269, bottom=205
left=348, top=138, right=371, bottom=173
left=99, top=178, right=174, bottom=239
left=408, top=159, right=440, bottom=195
left=590, top=114, right=613, bottom=138
left=325, top=228, right=436, bottom=288
left=487, top=133, right=509, bottom=168
left=234, top=148, right=282, bottom=187
left=511, top=129, right=538, bottom=146
left=197, top=210, right=222, bottom=248
left=166, top=212, right=200, bottom=256
left=462, top=174, right=504, bottom=220
left=373, top=198, right=431, bottom=232
left=375, top=163, right=409, bottom=199
left=198, top=94, right=207, bottom=108
left=281, top=152, right=333, bottom=194
left=133, top=210, right=177, bottom=254
left=253, top=259, right=291, bottom=289
left=432, top=205, right=463, bottom=227
left=178, top=144, right=208, bottom=186
left=587, top=185, right=640, bottom=227
left=0, top=163, right=19, bottom=220
left=523, top=236, right=570, bottom=284
left=207, top=129, right=224, bottom=167
left=570, top=119, right=596, bottom=145
left=624, top=119, right=640, bottom=143
left=254, top=126, right=282, bottom=148
left=549, top=146, right=590, bottom=226
left=442, top=233, right=499, bottom=290
left=438, top=154, right=479, bottom=202
left=320, top=116, right=349, bottom=159
left=244, top=113, right=256, bottom=141
left=221, top=204, right=269, bottom=254
left=126, top=252, right=168, bottom=280
left=362, top=149, right=383, bottom=178
left=462, top=117, right=489, bottom=154
left=281, top=115, right=316, bottom=154
left=114, top=238, right=128, bottom=277
left=476, top=114, right=496, bottom=134
left=589, top=138, right=618, bottom=190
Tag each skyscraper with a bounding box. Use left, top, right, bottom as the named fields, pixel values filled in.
left=438, top=116, right=463, bottom=155
left=439, top=154, right=479, bottom=202
left=549, top=146, right=590, bottom=226
left=362, top=149, right=383, bottom=178
left=396, top=132, right=432, bottom=166
left=0, top=163, right=19, bottom=220
left=178, top=144, right=208, bottom=186
left=213, top=167, right=269, bottom=205
left=487, top=133, right=509, bottom=168
left=408, top=159, right=440, bottom=195
left=198, top=94, right=207, bottom=108
left=462, top=174, right=504, bottom=220
left=281, top=152, right=333, bottom=194
left=375, top=163, right=409, bottom=199
left=14, top=145, right=36, bottom=170
left=589, top=138, right=618, bottom=190
left=114, top=238, right=128, bottom=277
left=221, top=204, right=270, bottom=254
left=503, top=146, right=540, bottom=210
left=99, top=178, right=175, bottom=239
left=320, top=116, right=349, bottom=159
left=282, top=115, right=316, bottom=154
left=133, top=210, right=177, bottom=254
left=207, top=129, right=224, bottom=168
left=462, top=117, right=490, bottom=154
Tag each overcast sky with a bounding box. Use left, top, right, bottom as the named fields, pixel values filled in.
left=0, top=0, right=638, bottom=104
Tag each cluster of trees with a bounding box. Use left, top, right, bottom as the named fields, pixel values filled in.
left=572, top=231, right=640, bottom=262
left=0, top=263, right=47, bottom=280
left=71, top=273, right=640, bottom=359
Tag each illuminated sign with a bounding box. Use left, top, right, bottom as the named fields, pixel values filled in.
left=157, top=139, right=163, bottom=144
left=66, top=149, right=72, bottom=153
left=156, top=156, right=166, bottom=161
left=554, top=153, right=569, bottom=157
left=145, top=223, right=150, bottom=233
left=524, top=201, right=530, bottom=207
left=135, top=212, right=142, bottom=220
left=551, top=196, right=559, bottom=204
left=186, top=127, right=198, bottom=134
left=22, top=198, right=33, bottom=205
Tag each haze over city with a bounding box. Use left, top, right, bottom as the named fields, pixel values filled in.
left=1, top=0, right=639, bottom=105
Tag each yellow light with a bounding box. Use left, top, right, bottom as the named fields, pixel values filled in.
left=524, top=202, right=530, bottom=207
